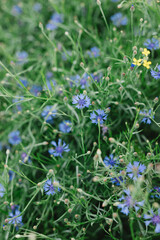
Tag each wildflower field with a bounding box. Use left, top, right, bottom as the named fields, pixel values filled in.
left=1, top=0, right=160, bottom=239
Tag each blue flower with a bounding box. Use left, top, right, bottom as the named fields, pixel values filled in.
left=44, top=72, right=56, bottom=90
left=41, top=105, right=57, bottom=123
left=111, top=0, right=120, bottom=2
left=8, top=131, right=21, bottom=145
left=59, top=120, right=72, bottom=133
left=91, top=72, right=103, bottom=83
left=110, top=13, right=128, bottom=27
left=80, top=73, right=90, bottom=89
left=131, top=63, right=135, bottom=68
left=45, top=80, right=56, bottom=91
left=46, top=72, right=53, bottom=79
left=30, top=85, right=42, bottom=96
left=16, top=51, right=28, bottom=65
left=126, top=161, right=146, bottom=180
left=144, top=38, right=159, bottom=50
left=151, top=65, right=160, bottom=79
left=21, top=152, right=31, bottom=164
left=12, top=96, right=24, bottom=112
left=72, top=94, right=91, bottom=109
left=48, top=139, right=70, bottom=158
left=0, top=183, right=5, bottom=197
left=87, top=47, right=100, bottom=58
left=104, top=154, right=118, bottom=168
left=140, top=109, right=154, bottom=124
left=8, top=170, right=15, bottom=181
left=46, top=12, right=63, bottom=30
left=33, top=3, right=42, bottom=12
left=68, top=75, right=80, bottom=87
left=8, top=205, right=23, bottom=227
left=111, top=176, right=123, bottom=186
left=18, top=79, right=28, bottom=88
left=0, top=142, right=2, bottom=151
left=43, top=179, right=61, bottom=195
left=62, top=50, right=72, bottom=61
left=12, top=6, right=22, bottom=16
left=90, top=109, right=107, bottom=125
left=117, top=189, right=144, bottom=215
left=144, top=209, right=160, bottom=233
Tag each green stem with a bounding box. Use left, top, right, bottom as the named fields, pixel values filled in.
left=98, top=120, right=101, bottom=149
left=130, top=215, right=135, bottom=240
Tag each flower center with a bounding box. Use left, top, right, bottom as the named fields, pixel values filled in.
left=125, top=196, right=134, bottom=207
left=152, top=215, right=160, bottom=225
left=56, top=146, right=64, bottom=154
left=108, top=159, right=116, bottom=166
left=150, top=43, right=155, bottom=48
left=78, top=99, right=86, bottom=106
left=13, top=136, right=19, bottom=141
left=96, top=115, right=103, bottom=122
left=49, top=184, right=55, bottom=192
left=80, top=78, right=87, bottom=85
left=132, top=166, right=139, bottom=175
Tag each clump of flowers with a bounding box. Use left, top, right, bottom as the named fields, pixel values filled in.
left=43, top=179, right=61, bottom=195
left=90, top=109, right=107, bottom=125
left=48, top=139, right=70, bottom=157
left=144, top=38, right=159, bottom=50
left=41, top=105, right=57, bottom=123
left=140, top=109, right=154, bottom=124
left=8, top=131, right=21, bottom=145
left=151, top=65, right=160, bottom=79
left=150, top=186, right=160, bottom=199
left=72, top=94, right=91, bottom=109
left=143, top=209, right=160, bottom=233
left=110, top=13, right=128, bottom=27
left=59, top=120, right=72, bottom=133
left=132, top=48, right=152, bottom=69
left=117, top=189, right=144, bottom=215
left=126, top=161, right=146, bottom=180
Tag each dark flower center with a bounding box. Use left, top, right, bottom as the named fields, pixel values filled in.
left=78, top=99, right=86, bottom=106
left=56, top=146, right=64, bottom=154
left=150, top=43, right=155, bottom=48
left=108, top=158, right=116, bottom=166
left=13, top=136, right=19, bottom=141
left=49, top=184, right=55, bottom=192
left=152, top=215, right=160, bottom=225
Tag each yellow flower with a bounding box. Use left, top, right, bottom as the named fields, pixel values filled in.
left=142, top=48, right=150, bottom=56
left=143, top=60, right=152, bottom=69
left=133, top=58, right=142, bottom=66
